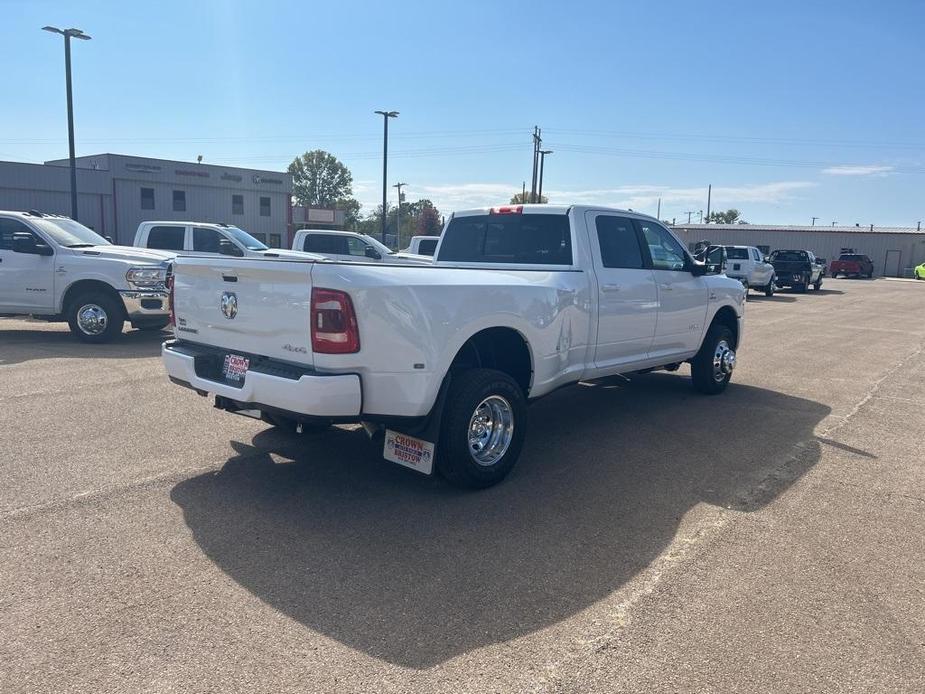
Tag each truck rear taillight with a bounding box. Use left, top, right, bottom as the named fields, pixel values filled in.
left=490, top=205, right=523, bottom=215
left=311, top=288, right=360, bottom=354
left=167, top=273, right=175, bottom=327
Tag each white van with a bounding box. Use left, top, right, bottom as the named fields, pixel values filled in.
left=134, top=221, right=312, bottom=259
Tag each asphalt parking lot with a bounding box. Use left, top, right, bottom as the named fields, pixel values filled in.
left=1, top=277, right=924, bottom=693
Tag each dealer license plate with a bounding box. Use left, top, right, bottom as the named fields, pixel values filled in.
left=222, top=354, right=249, bottom=382
left=383, top=430, right=435, bottom=475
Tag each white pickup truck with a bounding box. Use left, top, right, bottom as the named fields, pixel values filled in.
left=163, top=205, right=745, bottom=487
left=0, top=210, right=173, bottom=342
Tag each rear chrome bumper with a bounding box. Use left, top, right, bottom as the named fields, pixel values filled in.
left=162, top=340, right=362, bottom=417
left=119, top=290, right=169, bottom=320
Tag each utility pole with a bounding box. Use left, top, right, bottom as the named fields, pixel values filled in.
left=530, top=126, right=541, bottom=203
left=685, top=210, right=695, bottom=224
left=811, top=216, right=819, bottom=226
left=656, top=197, right=661, bottom=220
left=393, top=182, right=407, bottom=241
left=832, top=221, right=837, bottom=226
left=521, top=181, right=526, bottom=203
left=537, top=150, right=552, bottom=203
left=374, top=110, right=399, bottom=243
left=43, top=26, right=91, bottom=221
left=698, top=210, right=703, bottom=223
left=705, top=184, right=711, bottom=223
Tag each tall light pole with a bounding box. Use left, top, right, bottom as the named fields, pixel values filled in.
left=537, top=150, right=552, bottom=203
left=43, top=26, right=91, bottom=222
left=374, top=110, right=398, bottom=243
left=811, top=216, right=819, bottom=226
left=393, top=182, right=407, bottom=241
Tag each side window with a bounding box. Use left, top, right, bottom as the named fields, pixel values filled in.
left=232, top=195, right=244, bottom=215
left=637, top=220, right=687, bottom=271
left=346, top=236, right=368, bottom=257
left=595, top=215, right=644, bottom=269
left=757, top=245, right=770, bottom=256
left=304, top=234, right=348, bottom=255
left=140, top=187, right=155, bottom=210
left=193, top=227, right=225, bottom=253
left=751, top=248, right=761, bottom=262
left=146, top=225, right=185, bottom=251
left=418, top=239, right=438, bottom=255
left=0, top=218, right=37, bottom=250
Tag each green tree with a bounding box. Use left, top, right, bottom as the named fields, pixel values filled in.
left=288, top=150, right=354, bottom=207
left=708, top=208, right=745, bottom=224
left=510, top=192, right=548, bottom=204
left=336, top=198, right=361, bottom=229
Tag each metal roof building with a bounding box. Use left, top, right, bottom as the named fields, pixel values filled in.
left=671, top=223, right=925, bottom=277
left=0, top=154, right=293, bottom=247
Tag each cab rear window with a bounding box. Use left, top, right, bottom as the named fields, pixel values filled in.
left=438, top=214, right=572, bottom=264
left=724, top=247, right=750, bottom=259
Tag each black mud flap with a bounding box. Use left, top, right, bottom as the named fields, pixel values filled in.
left=378, top=372, right=453, bottom=476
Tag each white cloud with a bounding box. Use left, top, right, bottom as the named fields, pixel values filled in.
left=354, top=180, right=816, bottom=216
left=821, top=164, right=894, bottom=176
left=543, top=181, right=816, bottom=211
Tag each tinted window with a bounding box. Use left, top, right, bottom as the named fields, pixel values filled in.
left=140, top=188, right=155, bottom=210
left=439, top=213, right=572, bottom=264
left=193, top=227, right=224, bottom=253
left=269, top=233, right=281, bottom=249
left=304, top=234, right=349, bottom=255
left=724, top=247, right=750, bottom=260
left=417, top=239, right=438, bottom=255
left=147, top=225, right=185, bottom=251
left=173, top=190, right=186, bottom=212
left=770, top=250, right=808, bottom=262
left=0, top=218, right=36, bottom=250
left=637, top=220, right=687, bottom=271
left=232, top=194, right=244, bottom=215
left=259, top=197, right=271, bottom=217
left=751, top=248, right=762, bottom=261
left=839, top=254, right=864, bottom=261
left=596, top=216, right=643, bottom=269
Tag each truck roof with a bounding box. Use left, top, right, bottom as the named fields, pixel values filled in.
left=452, top=204, right=660, bottom=219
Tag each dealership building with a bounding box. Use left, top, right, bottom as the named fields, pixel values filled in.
left=672, top=223, right=925, bottom=277
left=0, top=154, right=343, bottom=248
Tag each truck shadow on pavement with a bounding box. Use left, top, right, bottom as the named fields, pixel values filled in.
left=0, top=322, right=165, bottom=365
left=170, top=373, right=830, bottom=669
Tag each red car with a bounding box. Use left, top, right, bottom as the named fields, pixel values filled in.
left=830, top=253, right=874, bottom=278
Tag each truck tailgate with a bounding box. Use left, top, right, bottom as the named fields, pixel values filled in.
left=172, top=256, right=315, bottom=366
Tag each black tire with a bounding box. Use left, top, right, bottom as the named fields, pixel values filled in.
left=691, top=324, right=736, bottom=395
left=813, top=277, right=822, bottom=291
left=437, top=368, right=527, bottom=489
left=260, top=412, right=331, bottom=434
left=765, top=280, right=775, bottom=297
left=66, top=291, right=125, bottom=343
left=134, top=318, right=170, bottom=332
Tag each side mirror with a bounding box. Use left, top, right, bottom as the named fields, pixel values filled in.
left=219, top=238, right=243, bottom=257
left=365, top=246, right=382, bottom=260
left=12, top=232, right=53, bottom=256
left=690, top=260, right=721, bottom=276
left=764, top=257, right=771, bottom=263
left=104, top=235, right=114, bottom=243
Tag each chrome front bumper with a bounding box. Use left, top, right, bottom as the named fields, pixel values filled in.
left=119, top=290, right=170, bottom=320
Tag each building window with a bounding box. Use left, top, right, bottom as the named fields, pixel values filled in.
left=232, top=194, right=244, bottom=215
left=140, top=187, right=155, bottom=210
left=757, top=245, right=770, bottom=256
left=259, top=196, right=271, bottom=217
left=172, top=190, right=186, bottom=212
left=269, top=233, right=282, bottom=248
left=250, top=232, right=267, bottom=244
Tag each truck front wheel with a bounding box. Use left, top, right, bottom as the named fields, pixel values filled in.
left=437, top=368, right=527, bottom=489
left=67, top=291, right=125, bottom=343
left=691, top=325, right=736, bottom=395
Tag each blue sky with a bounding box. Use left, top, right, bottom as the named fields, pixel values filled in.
left=2, top=0, right=923, bottom=225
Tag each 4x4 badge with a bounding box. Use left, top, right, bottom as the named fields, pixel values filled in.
left=221, top=291, right=238, bottom=319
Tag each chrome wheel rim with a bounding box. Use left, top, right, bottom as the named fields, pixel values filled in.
left=76, top=303, right=108, bottom=336
left=712, top=339, right=736, bottom=383
left=468, top=395, right=514, bottom=466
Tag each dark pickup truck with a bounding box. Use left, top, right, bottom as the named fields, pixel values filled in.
left=768, top=249, right=825, bottom=292
left=830, top=253, right=874, bottom=278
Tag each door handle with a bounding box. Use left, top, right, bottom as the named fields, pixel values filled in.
left=601, top=284, right=621, bottom=293
left=659, top=283, right=673, bottom=290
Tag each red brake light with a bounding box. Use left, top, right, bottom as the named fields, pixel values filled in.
left=167, top=272, right=175, bottom=327
left=490, top=205, right=523, bottom=215
left=311, top=288, right=360, bottom=354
